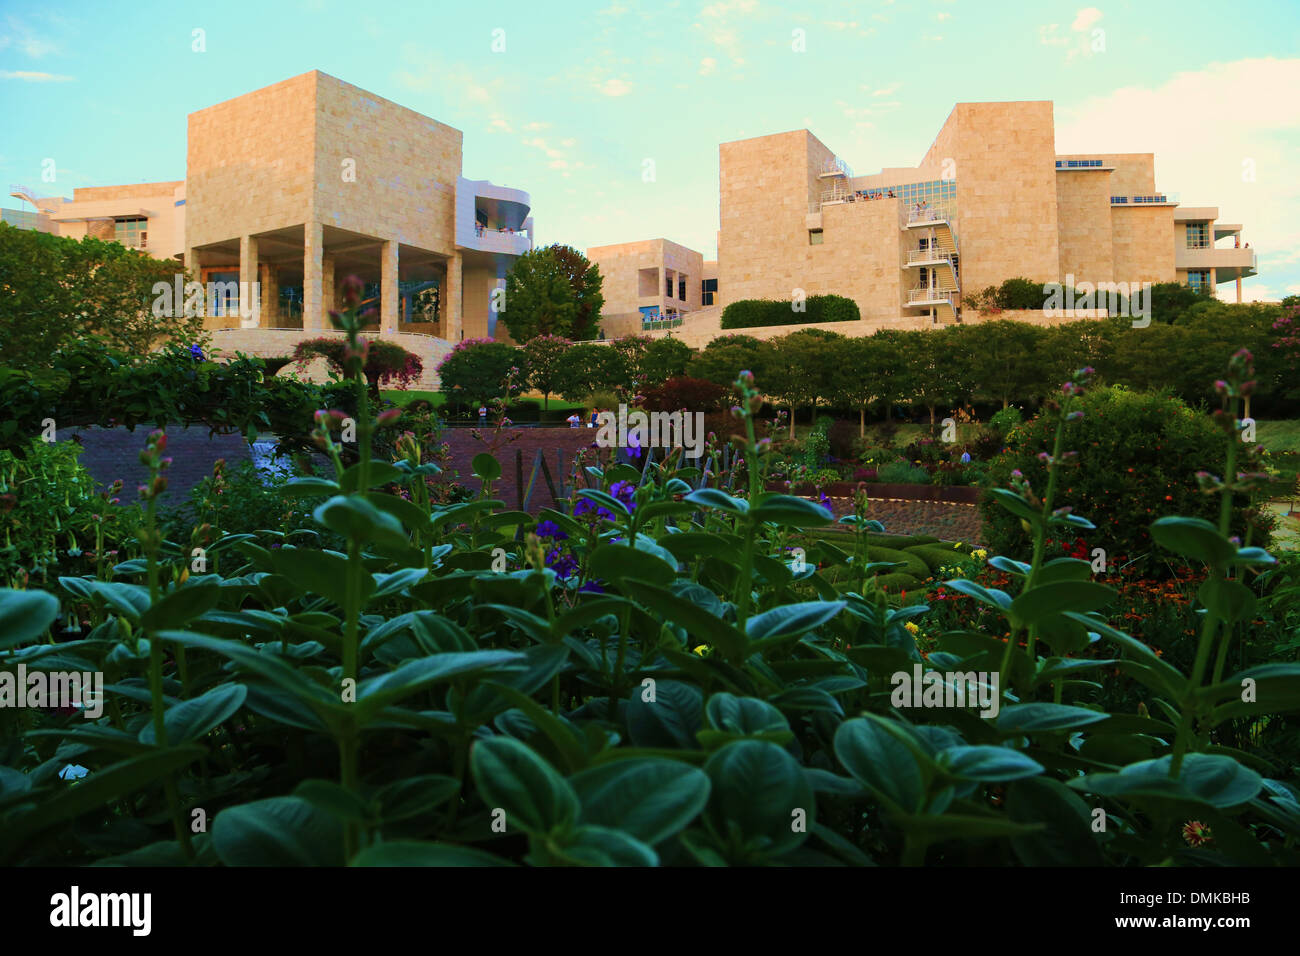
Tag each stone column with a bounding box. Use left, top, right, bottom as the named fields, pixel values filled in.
left=445, top=252, right=462, bottom=341
left=380, top=240, right=399, bottom=334
left=259, top=263, right=277, bottom=326
left=322, top=256, right=336, bottom=318
left=303, top=222, right=323, bottom=331
left=239, top=235, right=259, bottom=328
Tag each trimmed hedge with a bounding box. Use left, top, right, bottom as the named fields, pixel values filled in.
left=720, top=294, right=860, bottom=330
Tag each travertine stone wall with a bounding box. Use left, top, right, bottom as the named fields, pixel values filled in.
left=1112, top=206, right=1176, bottom=284
left=313, top=72, right=459, bottom=254
left=587, top=239, right=704, bottom=318
left=921, top=102, right=1061, bottom=295
left=187, top=72, right=319, bottom=249
left=1055, top=170, right=1115, bottom=284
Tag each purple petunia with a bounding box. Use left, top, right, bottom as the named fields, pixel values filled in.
left=609, top=480, right=637, bottom=511
left=579, top=580, right=606, bottom=594
left=545, top=547, right=579, bottom=580
left=535, top=519, right=568, bottom=541
left=574, top=498, right=615, bottom=522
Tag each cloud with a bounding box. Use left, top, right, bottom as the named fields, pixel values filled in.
left=870, top=81, right=902, bottom=97
left=599, top=77, right=632, bottom=96
left=936, top=12, right=952, bottom=22
left=699, top=56, right=717, bottom=75
left=1056, top=58, right=1300, bottom=294
left=1071, top=7, right=1104, bottom=32
left=0, top=70, right=72, bottom=82
left=0, top=15, right=59, bottom=58
left=1039, top=24, right=1069, bottom=47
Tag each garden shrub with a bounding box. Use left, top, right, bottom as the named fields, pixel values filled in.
left=866, top=545, right=931, bottom=579
left=640, top=376, right=729, bottom=413
left=435, top=338, right=522, bottom=408
left=876, top=461, right=931, bottom=484
left=292, top=337, right=422, bottom=393
left=988, top=406, right=1024, bottom=436
left=720, top=294, right=860, bottom=329
left=982, top=385, right=1271, bottom=573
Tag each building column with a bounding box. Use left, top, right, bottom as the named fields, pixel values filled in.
left=239, top=235, right=259, bottom=328
left=446, top=252, right=462, bottom=341
left=380, top=240, right=399, bottom=334
left=259, top=263, right=277, bottom=326
left=322, top=256, right=336, bottom=318
left=303, top=222, right=323, bottom=331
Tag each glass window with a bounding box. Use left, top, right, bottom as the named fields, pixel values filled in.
left=114, top=217, right=147, bottom=248
left=1187, top=269, right=1211, bottom=293
left=809, top=229, right=824, bottom=245
left=1186, top=223, right=1209, bottom=249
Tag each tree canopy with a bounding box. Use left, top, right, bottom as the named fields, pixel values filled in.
left=500, top=244, right=605, bottom=342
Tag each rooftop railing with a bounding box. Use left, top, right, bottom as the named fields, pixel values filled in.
left=1056, top=159, right=1104, bottom=168
left=906, top=246, right=954, bottom=264
left=1111, top=193, right=1179, bottom=205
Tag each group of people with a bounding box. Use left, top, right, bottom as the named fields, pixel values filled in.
left=850, top=188, right=897, bottom=201
left=566, top=408, right=605, bottom=428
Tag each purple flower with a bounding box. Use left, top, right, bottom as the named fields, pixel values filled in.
left=609, top=480, right=637, bottom=511
left=574, top=498, right=615, bottom=522
left=579, top=580, right=606, bottom=594
left=189, top=343, right=205, bottom=360
left=960, top=452, right=971, bottom=464
left=535, top=519, right=568, bottom=541
left=545, top=547, right=579, bottom=580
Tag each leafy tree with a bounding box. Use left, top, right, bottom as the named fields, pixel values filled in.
left=0, top=222, right=203, bottom=367
left=902, top=328, right=967, bottom=428
left=435, top=339, right=521, bottom=407
left=520, top=334, right=572, bottom=409
left=553, top=343, right=627, bottom=402
left=640, top=337, right=695, bottom=387
left=766, top=329, right=844, bottom=437
left=996, top=277, right=1048, bottom=310
left=1148, top=281, right=1212, bottom=324
left=964, top=320, right=1049, bottom=408
left=500, top=244, right=604, bottom=342
left=292, top=337, right=422, bottom=397
left=688, top=334, right=774, bottom=387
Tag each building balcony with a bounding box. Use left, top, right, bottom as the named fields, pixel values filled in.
left=905, top=286, right=958, bottom=307
left=1178, top=245, right=1257, bottom=282
left=456, top=176, right=532, bottom=257
left=905, top=246, right=954, bottom=266
left=1110, top=193, right=1179, bottom=206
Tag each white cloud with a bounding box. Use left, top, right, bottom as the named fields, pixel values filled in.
left=523, top=121, right=550, bottom=131
left=599, top=77, right=632, bottom=96
left=1039, top=24, right=1069, bottom=47
left=1071, top=7, right=1104, bottom=32
left=699, top=56, right=717, bottom=75
left=0, top=16, right=58, bottom=58
left=870, top=81, right=902, bottom=97
left=1056, top=58, right=1300, bottom=295
left=0, top=70, right=72, bottom=81
left=936, top=12, right=952, bottom=22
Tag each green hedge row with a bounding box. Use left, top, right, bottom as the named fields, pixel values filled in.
left=720, top=294, right=860, bottom=330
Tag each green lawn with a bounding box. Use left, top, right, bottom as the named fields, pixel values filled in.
left=380, top=390, right=589, bottom=416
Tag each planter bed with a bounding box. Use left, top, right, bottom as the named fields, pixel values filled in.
left=770, top=481, right=980, bottom=504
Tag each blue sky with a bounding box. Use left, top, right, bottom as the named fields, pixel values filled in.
left=2, top=0, right=1297, bottom=299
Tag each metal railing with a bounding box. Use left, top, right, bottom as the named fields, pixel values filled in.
left=1111, top=193, right=1179, bottom=205
left=1056, top=159, right=1104, bottom=168
left=907, top=287, right=956, bottom=305
left=906, top=246, right=953, bottom=264
left=906, top=202, right=955, bottom=225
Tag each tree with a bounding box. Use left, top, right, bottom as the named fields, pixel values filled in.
left=500, top=244, right=604, bottom=342
left=964, top=320, right=1047, bottom=408
left=521, top=334, right=571, bottom=409
left=292, top=337, right=423, bottom=398
left=689, top=334, right=775, bottom=388
left=0, top=222, right=204, bottom=367
left=766, top=329, right=844, bottom=437
left=435, top=339, right=521, bottom=407
left=641, top=337, right=695, bottom=387
left=553, top=343, right=627, bottom=402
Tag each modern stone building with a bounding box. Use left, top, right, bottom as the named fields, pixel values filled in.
left=10, top=70, right=533, bottom=353
left=585, top=238, right=717, bottom=335
left=714, top=101, right=1257, bottom=325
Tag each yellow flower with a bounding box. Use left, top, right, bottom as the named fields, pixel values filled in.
left=972, top=548, right=988, bottom=560
left=693, top=644, right=712, bottom=657
left=904, top=621, right=920, bottom=635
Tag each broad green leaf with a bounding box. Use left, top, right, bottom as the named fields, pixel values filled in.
left=703, top=740, right=813, bottom=857
left=212, top=796, right=345, bottom=866
left=570, top=758, right=710, bottom=844
left=470, top=735, right=579, bottom=835
left=350, top=842, right=512, bottom=866
left=997, top=703, right=1109, bottom=733
left=138, top=683, right=247, bottom=745
left=0, top=589, right=58, bottom=648
left=833, top=716, right=927, bottom=814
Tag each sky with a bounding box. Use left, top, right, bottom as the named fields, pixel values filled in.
left=2, top=0, right=1298, bottom=300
